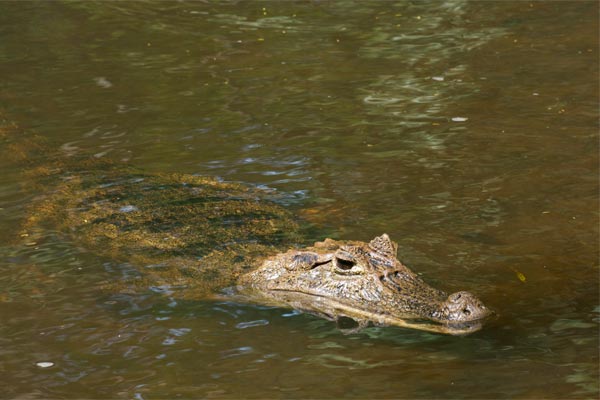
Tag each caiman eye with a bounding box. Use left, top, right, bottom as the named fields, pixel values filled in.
left=336, top=257, right=355, bottom=270
left=333, top=253, right=365, bottom=275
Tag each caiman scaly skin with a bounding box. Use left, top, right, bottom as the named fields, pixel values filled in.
left=2, top=113, right=491, bottom=335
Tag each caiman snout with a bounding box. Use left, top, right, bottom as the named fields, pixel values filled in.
left=437, top=291, right=491, bottom=323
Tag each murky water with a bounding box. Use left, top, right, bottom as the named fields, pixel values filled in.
left=0, top=1, right=598, bottom=398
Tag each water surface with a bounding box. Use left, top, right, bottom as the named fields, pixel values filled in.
left=0, top=1, right=598, bottom=398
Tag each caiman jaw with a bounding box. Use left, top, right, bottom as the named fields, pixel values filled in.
left=243, top=287, right=489, bottom=336
left=240, top=277, right=492, bottom=336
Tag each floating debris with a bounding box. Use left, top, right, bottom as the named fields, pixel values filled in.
left=119, top=205, right=139, bottom=213
left=36, top=361, right=54, bottom=368
left=94, top=77, right=113, bottom=89
left=515, top=271, right=526, bottom=283
left=235, top=319, right=269, bottom=329
left=509, top=267, right=526, bottom=283
left=451, top=117, right=468, bottom=122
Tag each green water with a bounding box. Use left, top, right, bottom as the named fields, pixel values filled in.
left=0, top=1, right=598, bottom=398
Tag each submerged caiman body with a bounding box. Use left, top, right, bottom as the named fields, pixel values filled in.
left=2, top=114, right=491, bottom=335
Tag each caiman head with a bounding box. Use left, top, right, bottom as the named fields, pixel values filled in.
left=239, top=234, right=491, bottom=335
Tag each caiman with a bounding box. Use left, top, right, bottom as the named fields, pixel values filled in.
left=1, top=113, right=491, bottom=335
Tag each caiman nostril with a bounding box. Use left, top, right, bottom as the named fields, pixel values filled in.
left=441, top=291, right=492, bottom=323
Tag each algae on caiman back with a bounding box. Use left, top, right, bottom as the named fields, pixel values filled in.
left=2, top=113, right=492, bottom=335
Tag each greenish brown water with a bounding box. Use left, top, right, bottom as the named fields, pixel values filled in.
left=0, top=1, right=598, bottom=398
